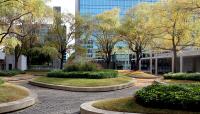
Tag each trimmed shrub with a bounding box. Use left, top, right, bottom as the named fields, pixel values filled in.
left=0, top=70, right=25, bottom=77
left=0, top=78, right=4, bottom=85
left=64, top=62, right=101, bottom=72
left=47, top=70, right=118, bottom=79
left=135, top=84, right=200, bottom=111
left=164, top=72, right=200, bottom=81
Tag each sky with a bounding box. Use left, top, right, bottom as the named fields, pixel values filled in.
left=47, top=0, right=75, bottom=15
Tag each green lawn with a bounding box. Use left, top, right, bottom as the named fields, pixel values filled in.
left=0, top=84, right=28, bottom=103
left=34, top=76, right=132, bottom=87
left=118, top=70, right=158, bottom=78
left=163, top=79, right=200, bottom=84
left=93, top=97, right=199, bottom=114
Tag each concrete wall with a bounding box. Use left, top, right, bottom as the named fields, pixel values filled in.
left=18, top=55, right=27, bottom=71
left=5, top=55, right=27, bottom=71
left=0, top=50, right=5, bottom=60
left=5, top=55, right=15, bottom=70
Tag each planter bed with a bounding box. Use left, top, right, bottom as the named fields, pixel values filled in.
left=29, top=76, right=134, bottom=92
left=84, top=97, right=198, bottom=114
left=0, top=83, right=37, bottom=113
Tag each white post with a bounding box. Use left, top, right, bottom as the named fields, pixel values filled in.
left=180, top=56, right=183, bottom=72
left=155, top=58, right=158, bottom=75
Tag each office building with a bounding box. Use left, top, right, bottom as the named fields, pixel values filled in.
left=76, top=0, right=158, bottom=69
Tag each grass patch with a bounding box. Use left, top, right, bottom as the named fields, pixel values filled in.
left=118, top=70, right=157, bottom=78
left=93, top=97, right=198, bottom=114
left=163, top=79, right=200, bottom=84
left=135, top=84, right=200, bottom=111
left=0, top=84, right=28, bottom=103
left=0, top=78, right=4, bottom=85
left=164, top=72, right=200, bottom=81
left=34, top=76, right=132, bottom=87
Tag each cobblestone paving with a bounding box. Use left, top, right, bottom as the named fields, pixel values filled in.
left=9, top=83, right=140, bottom=114
left=9, top=78, right=156, bottom=114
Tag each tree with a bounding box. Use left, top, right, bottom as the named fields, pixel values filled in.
left=46, top=12, right=86, bottom=69
left=151, top=0, right=200, bottom=73
left=91, top=8, right=120, bottom=68
left=118, top=4, right=155, bottom=70
left=0, top=0, right=51, bottom=69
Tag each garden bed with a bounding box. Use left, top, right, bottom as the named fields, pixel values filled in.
left=164, top=72, right=200, bottom=81
left=135, top=84, right=200, bottom=111
left=0, top=83, right=28, bottom=103
left=92, top=97, right=197, bottom=114
left=32, top=76, right=132, bottom=87
left=0, top=83, right=37, bottom=113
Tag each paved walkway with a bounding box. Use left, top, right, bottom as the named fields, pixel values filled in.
left=7, top=75, right=155, bottom=114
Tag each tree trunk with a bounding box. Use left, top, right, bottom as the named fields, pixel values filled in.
left=14, top=47, right=20, bottom=70
left=172, top=50, right=177, bottom=73
left=60, top=53, right=65, bottom=69
left=15, top=55, right=19, bottom=70
left=135, top=51, right=140, bottom=71
left=106, top=54, right=111, bottom=69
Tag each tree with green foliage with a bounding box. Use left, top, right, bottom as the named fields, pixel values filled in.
left=0, top=0, right=50, bottom=69
left=118, top=4, right=155, bottom=70
left=150, top=0, right=200, bottom=73
left=91, top=8, right=120, bottom=68
left=46, top=11, right=88, bottom=69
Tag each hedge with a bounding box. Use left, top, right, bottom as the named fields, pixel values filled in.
left=64, top=62, right=101, bottom=72
left=164, top=72, right=200, bottom=81
left=135, top=84, right=200, bottom=111
left=0, top=70, right=25, bottom=77
left=47, top=70, right=118, bottom=79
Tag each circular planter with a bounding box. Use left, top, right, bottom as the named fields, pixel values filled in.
left=80, top=100, right=140, bottom=114
left=29, top=80, right=135, bottom=92
left=0, top=84, right=37, bottom=114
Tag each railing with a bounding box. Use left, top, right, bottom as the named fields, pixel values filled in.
left=29, top=65, right=59, bottom=70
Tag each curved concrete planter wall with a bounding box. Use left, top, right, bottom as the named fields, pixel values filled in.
left=80, top=101, right=140, bottom=114
left=131, top=76, right=160, bottom=79
left=29, top=80, right=135, bottom=92
left=0, top=85, right=37, bottom=114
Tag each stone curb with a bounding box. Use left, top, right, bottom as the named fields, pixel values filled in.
left=29, top=80, right=135, bottom=92
left=131, top=75, right=161, bottom=79
left=0, top=84, right=37, bottom=114
left=80, top=100, right=141, bottom=114
left=153, top=80, right=168, bottom=85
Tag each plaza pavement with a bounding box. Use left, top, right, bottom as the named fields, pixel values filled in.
left=9, top=75, right=154, bottom=114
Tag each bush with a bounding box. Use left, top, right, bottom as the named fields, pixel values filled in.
left=64, top=62, right=101, bottom=72
left=0, top=70, right=25, bottom=77
left=47, top=70, right=118, bottom=79
left=164, top=72, right=200, bottom=81
left=135, top=84, right=200, bottom=111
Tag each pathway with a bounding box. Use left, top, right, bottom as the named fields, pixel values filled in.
left=7, top=75, right=155, bottom=114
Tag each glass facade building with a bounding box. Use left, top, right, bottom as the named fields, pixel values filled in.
left=77, top=0, right=158, bottom=69
left=79, top=0, right=158, bottom=16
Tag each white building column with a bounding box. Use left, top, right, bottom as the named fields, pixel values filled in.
left=139, top=60, right=142, bottom=71
left=155, top=58, right=158, bottom=75
left=150, top=52, right=153, bottom=74
left=180, top=56, right=183, bottom=72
